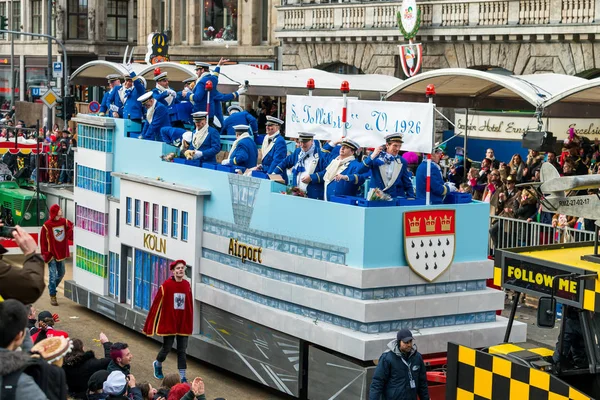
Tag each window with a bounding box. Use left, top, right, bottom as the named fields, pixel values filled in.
left=75, top=205, right=108, bottom=236
left=203, top=0, right=237, bottom=41
left=107, top=0, right=128, bottom=41
left=162, top=206, right=168, bottom=236
left=134, top=249, right=171, bottom=311
left=143, top=201, right=150, bottom=230
left=76, top=246, right=107, bottom=277
left=180, top=0, right=186, bottom=42
left=126, top=197, right=132, bottom=224
left=152, top=204, right=159, bottom=233
left=108, top=252, right=120, bottom=298
left=76, top=166, right=112, bottom=195
left=12, top=1, right=20, bottom=35
left=68, top=0, right=88, bottom=39
left=134, top=200, right=140, bottom=227
left=171, top=208, right=178, bottom=239
left=159, top=0, right=166, bottom=32
left=132, top=0, right=137, bottom=41
left=116, top=208, right=120, bottom=237
left=0, top=3, right=5, bottom=39
left=31, top=0, right=42, bottom=34
left=261, top=0, right=268, bottom=42
left=181, top=211, right=188, bottom=242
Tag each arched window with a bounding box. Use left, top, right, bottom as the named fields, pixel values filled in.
left=319, top=63, right=364, bottom=75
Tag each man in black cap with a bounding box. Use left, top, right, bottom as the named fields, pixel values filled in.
left=369, top=328, right=429, bottom=400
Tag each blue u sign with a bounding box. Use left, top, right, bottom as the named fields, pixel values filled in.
left=31, top=87, right=40, bottom=96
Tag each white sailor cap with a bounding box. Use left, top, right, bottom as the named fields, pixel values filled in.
left=182, top=131, right=192, bottom=143
left=233, top=124, right=249, bottom=132
left=153, top=72, right=168, bottom=81
left=266, top=116, right=284, bottom=126
left=227, top=105, right=243, bottom=114
left=384, top=133, right=404, bottom=143
left=106, top=74, right=122, bottom=82
left=195, top=62, right=211, bottom=69
left=137, top=92, right=154, bottom=104
left=182, top=77, right=196, bottom=84
left=341, top=138, right=360, bottom=151
left=191, top=111, right=208, bottom=121
left=298, top=132, right=316, bottom=141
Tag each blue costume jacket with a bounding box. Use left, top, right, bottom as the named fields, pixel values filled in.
left=140, top=102, right=171, bottom=141
left=189, top=126, right=221, bottom=164
left=99, top=88, right=116, bottom=114
left=109, top=73, right=145, bottom=120
left=229, top=136, right=258, bottom=169
left=324, top=160, right=366, bottom=200
left=359, top=153, right=415, bottom=198
left=184, top=67, right=239, bottom=124
left=160, top=127, right=186, bottom=146
left=221, top=112, right=259, bottom=136
left=416, top=160, right=448, bottom=204
left=273, top=144, right=331, bottom=200
left=260, top=134, right=288, bottom=174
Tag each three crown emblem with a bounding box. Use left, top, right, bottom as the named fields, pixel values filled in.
left=408, top=214, right=452, bottom=234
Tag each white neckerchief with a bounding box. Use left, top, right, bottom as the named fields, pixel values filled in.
left=379, top=156, right=403, bottom=191
left=323, top=156, right=355, bottom=201
left=156, top=84, right=174, bottom=106
left=229, top=132, right=251, bottom=161
left=262, top=132, right=280, bottom=157
left=192, top=124, right=210, bottom=150
left=146, top=102, right=156, bottom=124
left=297, top=152, right=319, bottom=192
left=118, top=86, right=127, bottom=104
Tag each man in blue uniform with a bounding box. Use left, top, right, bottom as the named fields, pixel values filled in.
left=99, top=74, right=121, bottom=116
left=111, top=66, right=146, bottom=123
left=256, top=116, right=287, bottom=174
left=359, top=133, right=415, bottom=198
left=416, top=148, right=456, bottom=204
left=137, top=92, right=171, bottom=141
left=176, top=77, right=196, bottom=126
left=323, top=138, right=366, bottom=201
left=151, top=71, right=184, bottom=128
left=272, top=132, right=331, bottom=200
left=184, top=59, right=247, bottom=127
left=179, top=111, right=221, bottom=164
left=221, top=105, right=259, bottom=136
left=221, top=124, right=258, bottom=169
left=177, top=77, right=196, bottom=102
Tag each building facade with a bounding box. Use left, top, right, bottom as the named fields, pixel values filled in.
left=276, top=0, right=600, bottom=78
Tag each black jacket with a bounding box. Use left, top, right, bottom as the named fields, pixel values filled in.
left=63, top=343, right=111, bottom=399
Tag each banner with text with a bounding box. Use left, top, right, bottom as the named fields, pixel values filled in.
left=286, top=95, right=434, bottom=153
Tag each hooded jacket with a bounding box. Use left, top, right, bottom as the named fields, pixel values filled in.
left=63, top=344, right=112, bottom=399
left=0, top=348, right=48, bottom=399
left=40, top=205, right=73, bottom=263
left=369, top=340, right=429, bottom=400
left=0, top=253, right=45, bottom=303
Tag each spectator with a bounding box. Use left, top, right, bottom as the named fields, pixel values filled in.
left=0, top=299, right=47, bottom=399
left=481, top=169, right=502, bottom=203
left=87, top=370, right=110, bottom=400
left=40, top=204, right=74, bottom=306
left=508, top=153, right=526, bottom=183
left=546, top=151, right=561, bottom=172
left=108, top=343, right=133, bottom=375
left=138, top=382, right=158, bottom=400
left=103, top=371, right=142, bottom=400
left=31, top=310, right=69, bottom=343
left=486, top=148, right=500, bottom=169
left=477, top=158, right=492, bottom=186
left=180, top=377, right=207, bottom=400
left=63, top=333, right=113, bottom=399
left=0, top=225, right=45, bottom=303
left=167, top=383, right=191, bottom=400
left=161, top=373, right=181, bottom=390
left=58, top=138, right=74, bottom=184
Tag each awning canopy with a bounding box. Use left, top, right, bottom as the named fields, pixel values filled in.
left=70, top=61, right=402, bottom=100
left=385, top=68, right=593, bottom=117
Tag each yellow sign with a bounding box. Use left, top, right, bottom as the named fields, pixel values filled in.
left=144, top=233, right=166, bottom=254
left=228, top=238, right=262, bottom=264
left=41, top=88, right=59, bottom=108
left=506, top=265, right=577, bottom=294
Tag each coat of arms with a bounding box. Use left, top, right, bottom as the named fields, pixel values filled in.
left=397, top=0, right=423, bottom=77
left=404, top=210, right=455, bottom=282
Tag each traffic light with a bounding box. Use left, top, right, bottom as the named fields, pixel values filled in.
left=0, top=16, right=7, bottom=31
left=64, top=95, right=76, bottom=121
left=55, top=97, right=64, bottom=120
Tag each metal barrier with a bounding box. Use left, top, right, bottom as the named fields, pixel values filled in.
left=488, top=215, right=595, bottom=256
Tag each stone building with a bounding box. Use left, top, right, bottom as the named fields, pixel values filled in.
left=276, top=0, right=600, bottom=78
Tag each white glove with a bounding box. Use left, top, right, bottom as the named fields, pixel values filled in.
left=193, top=151, right=203, bottom=160
left=182, top=87, right=191, bottom=95
left=124, top=63, right=134, bottom=74
left=221, top=159, right=230, bottom=165
left=237, top=86, right=247, bottom=96
left=445, top=182, right=457, bottom=193
left=109, top=104, right=119, bottom=112
left=168, top=89, right=177, bottom=97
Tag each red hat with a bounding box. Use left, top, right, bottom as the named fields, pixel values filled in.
left=169, top=259, right=186, bottom=270
left=49, top=204, right=60, bottom=220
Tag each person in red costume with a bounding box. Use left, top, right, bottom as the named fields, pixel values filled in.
left=143, top=260, right=193, bottom=383
left=40, top=204, right=74, bottom=306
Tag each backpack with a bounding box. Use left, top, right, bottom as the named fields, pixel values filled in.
left=0, top=356, right=68, bottom=400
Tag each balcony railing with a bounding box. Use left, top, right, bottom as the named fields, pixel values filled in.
left=278, top=0, right=597, bottom=32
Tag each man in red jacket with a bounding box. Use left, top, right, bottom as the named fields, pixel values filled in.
left=143, top=260, right=193, bottom=383
left=40, top=204, right=73, bottom=306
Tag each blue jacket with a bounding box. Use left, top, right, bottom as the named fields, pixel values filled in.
left=110, top=73, right=145, bottom=120
left=359, top=154, right=415, bottom=198
left=222, top=111, right=259, bottom=136
left=160, top=126, right=186, bottom=147
left=191, top=126, right=221, bottom=164
left=416, top=160, right=447, bottom=205
left=260, top=134, right=288, bottom=174
left=184, top=67, right=239, bottom=123
left=369, top=341, right=429, bottom=400
left=99, top=88, right=116, bottom=114
left=324, top=160, right=366, bottom=200
left=140, top=102, right=171, bottom=141
left=273, top=144, right=331, bottom=200
left=229, top=136, right=258, bottom=169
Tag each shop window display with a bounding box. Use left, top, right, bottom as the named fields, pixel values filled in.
left=203, top=0, right=237, bottom=41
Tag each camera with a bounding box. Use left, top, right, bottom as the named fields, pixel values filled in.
left=0, top=225, right=16, bottom=238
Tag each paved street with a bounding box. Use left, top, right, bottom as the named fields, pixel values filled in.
left=14, top=256, right=289, bottom=400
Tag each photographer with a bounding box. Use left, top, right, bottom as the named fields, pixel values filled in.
left=0, top=225, right=45, bottom=303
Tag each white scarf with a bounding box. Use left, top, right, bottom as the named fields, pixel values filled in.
left=145, top=102, right=156, bottom=124
left=261, top=132, right=280, bottom=157
left=192, top=124, right=209, bottom=150
left=379, top=158, right=403, bottom=191
left=297, top=151, right=319, bottom=192
left=229, top=132, right=251, bottom=161
left=118, top=86, right=127, bottom=104
left=156, top=84, right=174, bottom=106
left=324, top=156, right=355, bottom=201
